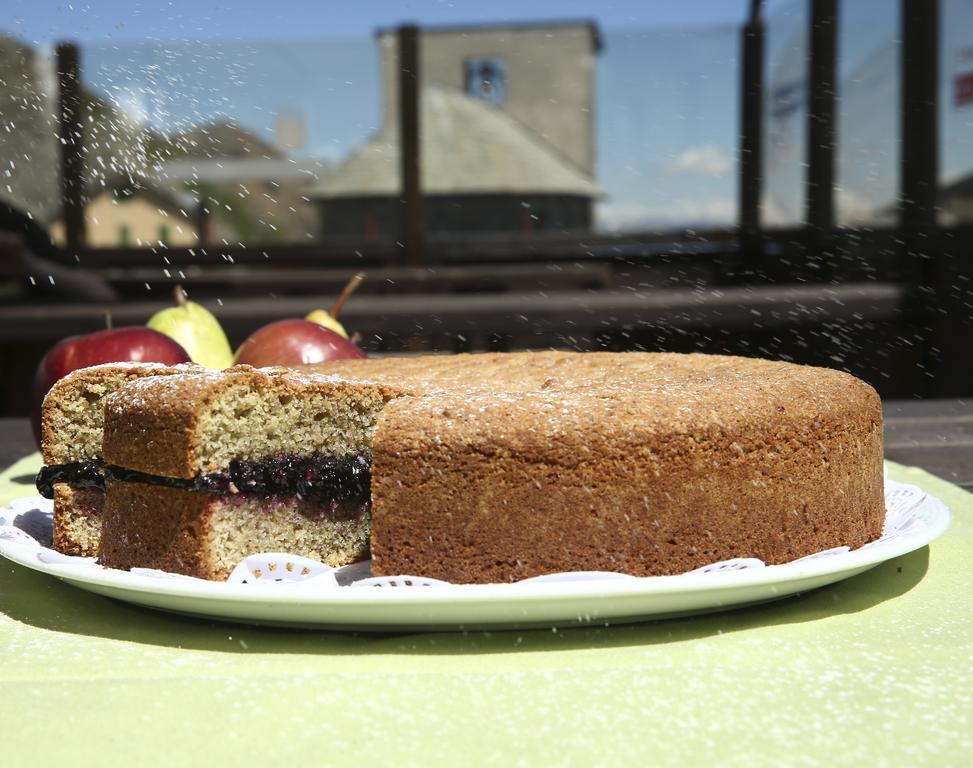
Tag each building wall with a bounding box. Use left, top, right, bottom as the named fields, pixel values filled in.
left=379, top=24, right=597, bottom=175
left=318, top=194, right=591, bottom=240
left=50, top=192, right=199, bottom=248
left=942, top=196, right=973, bottom=224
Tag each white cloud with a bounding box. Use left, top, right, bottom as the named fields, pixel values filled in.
left=760, top=188, right=897, bottom=227
left=835, top=186, right=894, bottom=226
left=595, top=198, right=736, bottom=232
left=665, top=145, right=733, bottom=176
left=759, top=196, right=794, bottom=227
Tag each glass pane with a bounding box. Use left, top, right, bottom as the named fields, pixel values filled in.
left=763, top=0, right=808, bottom=229
left=320, top=22, right=740, bottom=239
left=596, top=26, right=739, bottom=233
left=836, top=0, right=900, bottom=227
left=80, top=38, right=380, bottom=246
left=0, top=39, right=58, bottom=225
left=941, top=0, right=973, bottom=225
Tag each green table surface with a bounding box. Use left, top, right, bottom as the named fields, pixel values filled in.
left=1, top=452, right=970, bottom=767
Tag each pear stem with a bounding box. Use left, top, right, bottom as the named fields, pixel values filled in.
left=104, top=311, right=113, bottom=330
left=174, top=284, right=188, bottom=307
left=329, top=272, right=366, bottom=319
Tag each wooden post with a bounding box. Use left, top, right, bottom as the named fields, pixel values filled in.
left=900, top=0, right=947, bottom=395
left=900, top=0, right=939, bottom=238
left=397, top=25, right=423, bottom=267
left=56, top=42, right=86, bottom=251
left=737, top=0, right=764, bottom=278
left=806, top=0, right=837, bottom=253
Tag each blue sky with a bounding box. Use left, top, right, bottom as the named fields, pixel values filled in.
left=7, top=1, right=783, bottom=44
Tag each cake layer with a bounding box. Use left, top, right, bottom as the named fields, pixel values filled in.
left=100, top=480, right=370, bottom=580
left=103, top=366, right=406, bottom=478
left=52, top=484, right=103, bottom=558
left=41, top=362, right=200, bottom=465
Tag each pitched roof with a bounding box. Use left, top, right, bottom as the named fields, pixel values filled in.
left=158, top=156, right=329, bottom=185
left=310, top=87, right=599, bottom=199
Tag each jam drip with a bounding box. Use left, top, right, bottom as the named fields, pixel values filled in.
left=37, top=454, right=371, bottom=502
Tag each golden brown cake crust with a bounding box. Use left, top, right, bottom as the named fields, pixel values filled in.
left=364, top=353, right=885, bottom=582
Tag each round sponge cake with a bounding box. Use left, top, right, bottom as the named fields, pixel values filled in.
left=357, top=352, right=885, bottom=582
left=88, top=352, right=884, bottom=583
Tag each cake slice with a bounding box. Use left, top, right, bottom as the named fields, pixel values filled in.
left=98, top=366, right=406, bottom=579
left=36, top=362, right=201, bottom=556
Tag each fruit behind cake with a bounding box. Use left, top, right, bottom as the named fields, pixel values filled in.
left=76, top=352, right=885, bottom=583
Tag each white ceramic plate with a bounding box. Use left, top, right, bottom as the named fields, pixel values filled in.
left=0, top=476, right=950, bottom=631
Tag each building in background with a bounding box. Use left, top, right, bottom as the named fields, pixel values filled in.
left=151, top=120, right=327, bottom=244
left=941, top=171, right=973, bottom=223
left=49, top=176, right=202, bottom=248
left=312, top=21, right=601, bottom=239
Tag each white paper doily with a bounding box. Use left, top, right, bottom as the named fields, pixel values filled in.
left=0, top=473, right=951, bottom=630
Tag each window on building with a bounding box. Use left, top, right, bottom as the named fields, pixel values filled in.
left=158, top=224, right=170, bottom=244
left=465, top=57, right=506, bottom=104
left=119, top=225, right=130, bottom=246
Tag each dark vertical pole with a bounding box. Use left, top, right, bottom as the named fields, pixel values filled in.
left=398, top=24, right=423, bottom=267
left=900, top=0, right=944, bottom=395
left=900, top=0, right=939, bottom=238
left=57, top=42, right=86, bottom=251
left=196, top=201, right=211, bottom=247
left=806, top=0, right=837, bottom=251
left=738, top=0, right=764, bottom=278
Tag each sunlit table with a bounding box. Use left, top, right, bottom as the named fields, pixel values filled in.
left=0, top=402, right=970, bottom=765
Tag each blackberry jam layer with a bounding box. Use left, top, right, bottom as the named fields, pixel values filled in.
left=38, top=454, right=371, bottom=502
left=36, top=459, right=106, bottom=499
left=188, top=455, right=371, bottom=501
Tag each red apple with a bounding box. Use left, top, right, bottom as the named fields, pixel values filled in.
left=32, top=327, right=192, bottom=448
left=234, top=319, right=366, bottom=367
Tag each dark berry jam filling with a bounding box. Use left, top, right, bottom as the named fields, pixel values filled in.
left=37, top=454, right=371, bottom=502
left=36, top=459, right=106, bottom=499
left=193, top=455, right=371, bottom=501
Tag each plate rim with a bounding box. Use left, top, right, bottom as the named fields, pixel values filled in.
left=0, top=478, right=951, bottom=612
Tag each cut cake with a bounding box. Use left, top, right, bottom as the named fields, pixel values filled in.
left=98, top=366, right=403, bottom=579
left=36, top=362, right=202, bottom=556
left=87, top=352, right=885, bottom=583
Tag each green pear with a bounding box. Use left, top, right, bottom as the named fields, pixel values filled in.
left=305, top=272, right=365, bottom=340
left=305, top=308, right=349, bottom=338
left=147, top=287, right=234, bottom=369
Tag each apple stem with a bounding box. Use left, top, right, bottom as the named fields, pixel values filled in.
left=174, top=285, right=188, bottom=307
left=329, top=272, right=366, bottom=319
left=104, top=311, right=113, bottom=330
